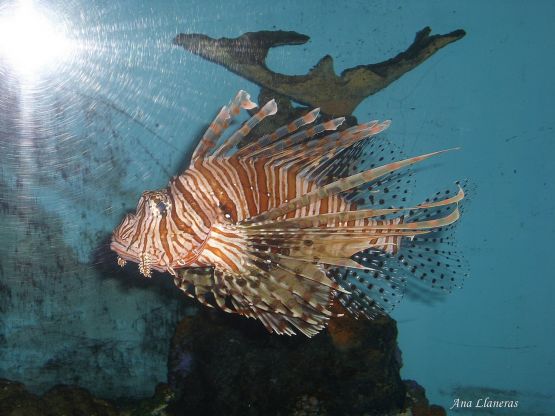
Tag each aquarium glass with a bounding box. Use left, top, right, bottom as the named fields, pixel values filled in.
left=0, top=0, right=553, bottom=414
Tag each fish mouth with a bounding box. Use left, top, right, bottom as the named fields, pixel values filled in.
left=110, top=239, right=139, bottom=263
left=110, top=238, right=169, bottom=274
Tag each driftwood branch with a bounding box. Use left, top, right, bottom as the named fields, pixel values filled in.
left=173, top=27, right=465, bottom=115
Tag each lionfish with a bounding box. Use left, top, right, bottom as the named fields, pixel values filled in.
left=111, top=90, right=466, bottom=337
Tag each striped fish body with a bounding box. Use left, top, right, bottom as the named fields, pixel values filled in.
left=111, top=90, right=465, bottom=336
left=170, top=158, right=405, bottom=274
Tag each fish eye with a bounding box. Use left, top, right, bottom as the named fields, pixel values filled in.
left=156, top=201, right=167, bottom=215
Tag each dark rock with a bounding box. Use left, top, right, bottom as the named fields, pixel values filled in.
left=404, top=380, right=447, bottom=416
left=119, top=383, right=176, bottom=416
left=42, top=385, right=119, bottom=416
left=0, top=379, right=44, bottom=416
left=0, top=379, right=178, bottom=416
left=167, top=307, right=406, bottom=416
left=0, top=379, right=118, bottom=416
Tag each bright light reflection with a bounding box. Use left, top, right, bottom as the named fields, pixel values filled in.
left=0, top=0, right=73, bottom=77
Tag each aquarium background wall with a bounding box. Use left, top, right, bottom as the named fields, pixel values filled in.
left=0, top=0, right=553, bottom=414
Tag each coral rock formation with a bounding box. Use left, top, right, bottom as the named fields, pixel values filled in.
left=174, top=27, right=465, bottom=115
left=166, top=309, right=427, bottom=415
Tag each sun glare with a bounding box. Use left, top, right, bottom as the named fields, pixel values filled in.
left=0, top=0, right=74, bottom=77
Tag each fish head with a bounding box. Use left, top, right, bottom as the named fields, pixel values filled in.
left=110, top=189, right=174, bottom=277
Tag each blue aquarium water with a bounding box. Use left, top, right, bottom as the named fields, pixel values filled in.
left=0, top=0, right=553, bottom=414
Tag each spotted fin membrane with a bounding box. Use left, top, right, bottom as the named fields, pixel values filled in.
left=327, top=136, right=468, bottom=318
